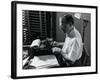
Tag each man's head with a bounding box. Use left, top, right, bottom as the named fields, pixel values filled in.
left=60, top=14, right=74, bottom=34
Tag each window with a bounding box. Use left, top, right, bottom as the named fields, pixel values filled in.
left=22, top=10, right=56, bottom=45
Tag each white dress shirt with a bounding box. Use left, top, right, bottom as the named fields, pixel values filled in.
left=62, top=27, right=83, bottom=62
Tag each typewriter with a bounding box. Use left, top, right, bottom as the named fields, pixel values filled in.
left=23, top=38, right=59, bottom=69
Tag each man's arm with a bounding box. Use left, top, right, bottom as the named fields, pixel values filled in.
left=61, top=38, right=80, bottom=62
left=53, top=41, right=64, bottom=48
left=52, top=38, right=81, bottom=62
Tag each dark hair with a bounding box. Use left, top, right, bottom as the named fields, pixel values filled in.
left=62, top=14, right=74, bottom=25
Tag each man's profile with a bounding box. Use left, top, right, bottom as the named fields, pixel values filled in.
left=52, top=14, right=83, bottom=66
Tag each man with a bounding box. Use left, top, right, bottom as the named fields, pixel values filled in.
left=52, top=14, right=83, bottom=67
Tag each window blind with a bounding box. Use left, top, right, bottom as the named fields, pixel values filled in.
left=22, top=10, right=56, bottom=45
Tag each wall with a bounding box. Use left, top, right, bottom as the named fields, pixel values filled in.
left=56, top=12, right=91, bottom=55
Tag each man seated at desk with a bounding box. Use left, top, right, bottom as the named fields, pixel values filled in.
left=23, top=14, right=83, bottom=68
left=52, top=14, right=83, bottom=67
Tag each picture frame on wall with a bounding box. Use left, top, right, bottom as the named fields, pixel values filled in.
left=11, top=1, right=98, bottom=79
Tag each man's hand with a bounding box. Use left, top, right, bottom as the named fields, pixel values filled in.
left=51, top=41, right=64, bottom=47
left=51, top=41, right=58, bottom=46
left=52, top=47, right=61, bottom=53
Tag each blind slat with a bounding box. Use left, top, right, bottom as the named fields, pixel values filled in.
left=23, top=10, right=47, bottom=45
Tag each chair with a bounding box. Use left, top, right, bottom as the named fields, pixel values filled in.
left=72, top=19, right=90, bottom=67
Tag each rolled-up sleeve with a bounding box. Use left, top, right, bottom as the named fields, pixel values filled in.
left=61, top=38, right=82, bottom=62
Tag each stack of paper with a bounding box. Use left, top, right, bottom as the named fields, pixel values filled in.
left=30, top=55, right=59, bottom=69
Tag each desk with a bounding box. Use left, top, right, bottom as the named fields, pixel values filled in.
left=23, top=48, right=59, bottom=69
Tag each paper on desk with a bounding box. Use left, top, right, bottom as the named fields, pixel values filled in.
left=23, top=57, right=29, bottom=66
left=30, top=39, right=41, bottom=47
left=30, top=55, right=59, bottom=69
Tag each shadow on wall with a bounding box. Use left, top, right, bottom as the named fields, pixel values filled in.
left=56, top=12, right=91, bottom=56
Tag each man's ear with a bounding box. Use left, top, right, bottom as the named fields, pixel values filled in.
left=69, top=23, right=72, bottom=26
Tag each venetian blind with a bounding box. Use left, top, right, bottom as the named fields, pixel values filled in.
left=22, top=10, right=47, bottom=45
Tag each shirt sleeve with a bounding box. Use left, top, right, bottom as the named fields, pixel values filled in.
left=68, top=39, right=80, bottom=62
left=61, top=38, right=80, bottom=62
